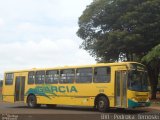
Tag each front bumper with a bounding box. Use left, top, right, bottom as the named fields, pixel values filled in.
left=128, top=99, right=151, bottom=108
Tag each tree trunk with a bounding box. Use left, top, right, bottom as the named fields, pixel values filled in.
left=150, top=85, right=157, bottom=99
left=147, top=64, right=159, bottom=99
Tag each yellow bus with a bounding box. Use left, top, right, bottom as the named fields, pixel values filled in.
left=2, top=62, right=150, bottom=112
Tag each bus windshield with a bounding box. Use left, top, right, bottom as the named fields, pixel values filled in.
left=128, top=70, right=149, bottom=92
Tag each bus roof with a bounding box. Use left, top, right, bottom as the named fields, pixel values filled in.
left=4, top=62, right=143, bottom=73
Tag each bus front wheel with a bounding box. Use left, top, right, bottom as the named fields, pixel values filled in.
left=27, top=95, right=40, bottom=108
left=97, top=96, right=109, bottom=112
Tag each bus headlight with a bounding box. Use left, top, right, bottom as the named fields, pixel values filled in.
left=146, top=98, right=150, bottom=102
left=131, top=97, right=138, bottom=102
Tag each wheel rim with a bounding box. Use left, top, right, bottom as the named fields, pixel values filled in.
left=29, top=97, right=35, bottom=107
left=99, top=100, right=105, bottom=109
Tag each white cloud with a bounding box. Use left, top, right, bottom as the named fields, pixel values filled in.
left=0, top=0, right=93, bottom=23
left=0, top=38, right=95, bottom=78
left=0, top=0, right=95, bottom=79
left=0, top=18, right=5, bottom=27
left=16, top=22, right=33, bottom=31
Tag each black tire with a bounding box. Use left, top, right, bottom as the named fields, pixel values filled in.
left=97, top=96, right=109, bottom=112
left=27, top=95, right=40, bottom=108
left=46, top=104, right=57, bottom=108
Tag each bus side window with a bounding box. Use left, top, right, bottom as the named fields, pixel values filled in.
left=59, top=69, right=75, bottom=83
left=28, top=71, right=35, bottom=84
left=5, top=73, right=14, bottom=85
left=45, top=70, right=59, bottom=84
left=76, top=68, right=92, bottom=83
left=94, top=67, right=111, bottom=83
left=35, top=71, right=45, bottom=84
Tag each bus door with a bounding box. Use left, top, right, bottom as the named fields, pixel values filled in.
left=115, top=71, right=127, bottom=108
left=15, top=76, right=25, bottom=101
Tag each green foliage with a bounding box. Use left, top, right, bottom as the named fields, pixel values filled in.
left=142, top=44, right=160, bottom=63
left=0, top=80, right=2, bottom=87
left=77, top=0, right=160, bottom=62
left=77, top=0, right=160, bottom=99
left=142, top=45, right=160, bottom=99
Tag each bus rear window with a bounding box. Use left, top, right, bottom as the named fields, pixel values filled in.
left=5, top=73, right=14, bottom=85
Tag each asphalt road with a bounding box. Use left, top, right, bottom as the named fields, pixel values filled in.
left=0, top=102, right=160, bottom=120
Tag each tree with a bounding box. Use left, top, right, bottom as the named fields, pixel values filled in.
left=77, top=0, right=160, bottom=98
left=142, top=44, right=160, bottom=99
left=0, top=80, right=2, bottom=87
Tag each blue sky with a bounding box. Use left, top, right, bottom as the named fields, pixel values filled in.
left=0, top=0, right=95, bottom=79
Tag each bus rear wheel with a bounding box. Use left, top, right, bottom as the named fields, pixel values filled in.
left=27, top=95, right=40, bottom=108
left=97, top=96, right=109, bottom=112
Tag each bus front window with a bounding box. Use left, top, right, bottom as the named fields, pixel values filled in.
left=128, top=70, right=149, bottom=92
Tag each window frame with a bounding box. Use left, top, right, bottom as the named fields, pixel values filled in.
left=59, top=69, right=75, bottom=84
left=35, top=70, right=45, bottom=84
left=93, top=66, right=111, bottom=83
left=5, top=73, right=14, bottom=85
left=45, top=70, right=59, bottom=84
left=28, top=71, right=35, bottom=84
left=76, top=67, right=93, bottom=83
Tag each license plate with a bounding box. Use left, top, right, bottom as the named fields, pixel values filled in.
left=141, top=103, right=146, bottom=106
